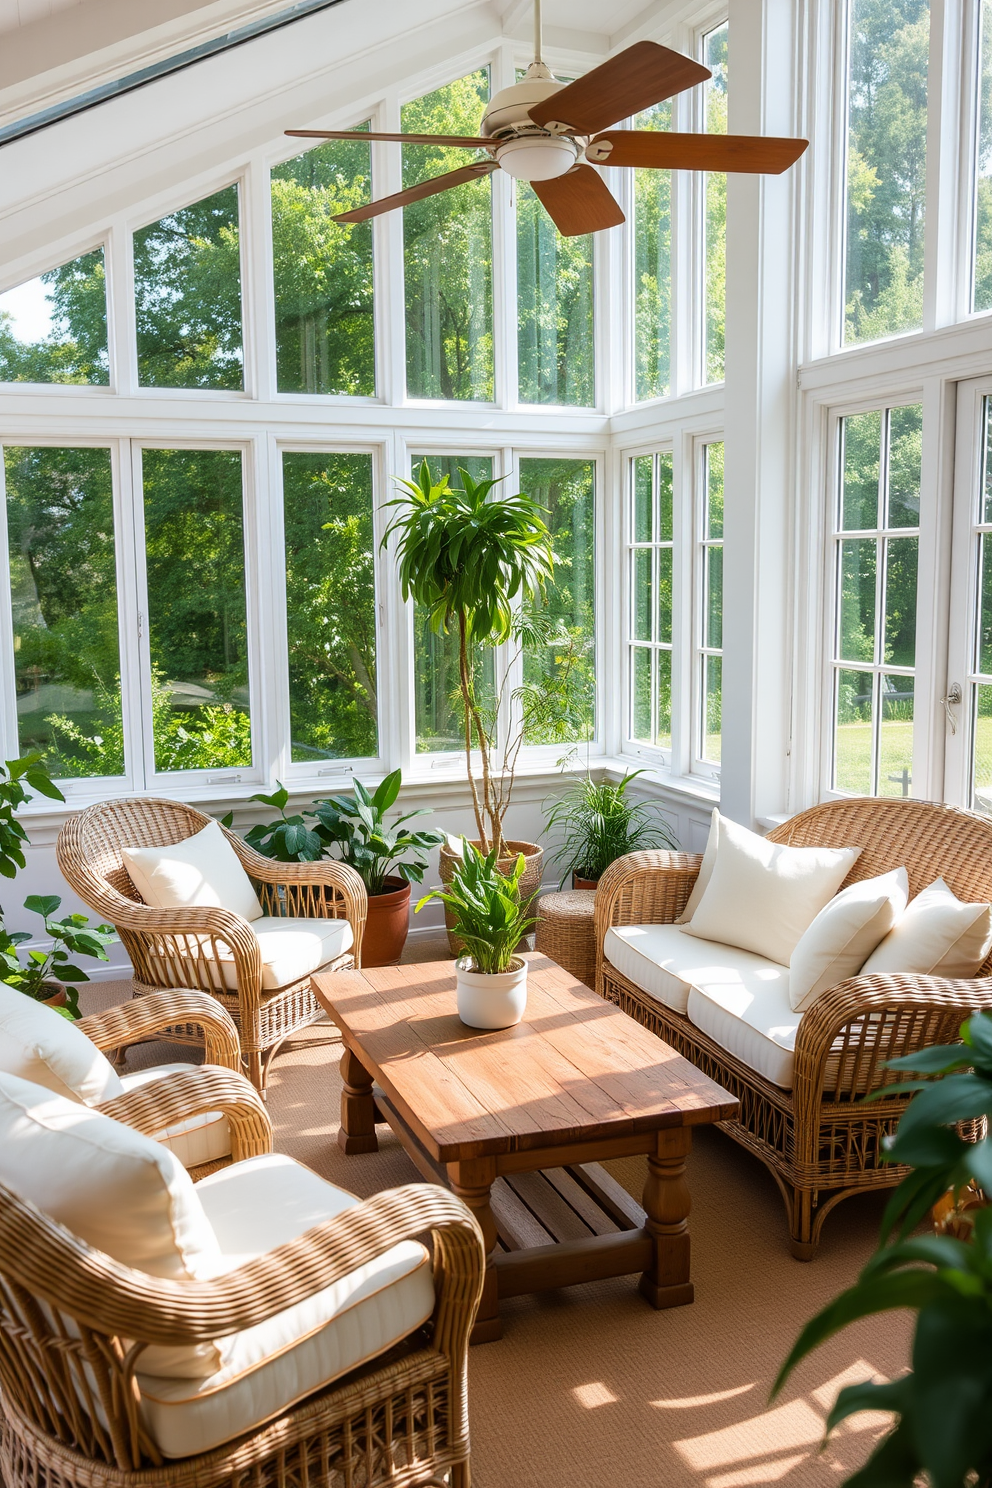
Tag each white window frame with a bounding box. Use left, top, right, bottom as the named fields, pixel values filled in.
left=692, top=433, right=724, bottom=779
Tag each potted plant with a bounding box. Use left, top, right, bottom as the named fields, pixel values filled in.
left=1, top=894, right=116, bottom=1020
left=385, top=461, right=586, bottom=947
left=234, top=771, right=443, bottom=966
left=417, top=840, right=540, bottom=1030
left=773, top=1011, right=992, bottom=1485
left=544, top=769, right=681, bottom=890
left=310, top=771, right=444, bottom=966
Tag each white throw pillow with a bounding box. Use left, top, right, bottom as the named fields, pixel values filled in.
left=0, top=982, right=123, bottom=1105
left=682, top=814, right=862, bottom=966
left=676, top=808, right=719, bottom=924
left=0, top=1071, right=223, bottom=1377
left=124, top=819, right=263, bottom=923
left=860, top=877, right=992, bottom=978
left=788, top=867, right=909, bottom=1012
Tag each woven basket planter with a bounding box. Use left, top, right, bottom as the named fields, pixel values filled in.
left=437, top=840, right=544, bottom=955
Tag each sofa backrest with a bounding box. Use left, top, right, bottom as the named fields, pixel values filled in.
left=768, top=797, right=992, bottom=975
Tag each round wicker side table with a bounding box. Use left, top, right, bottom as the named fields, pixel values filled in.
left=535, top=889, right=597, bottom=990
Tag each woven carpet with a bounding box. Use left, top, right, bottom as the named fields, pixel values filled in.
left=82, top=948, right=910, bottom=1488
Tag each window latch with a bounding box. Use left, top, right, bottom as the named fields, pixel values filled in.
left=941, top=683, right=962, bottom=734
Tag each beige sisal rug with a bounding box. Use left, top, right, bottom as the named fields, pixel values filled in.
left=81, top=950, right=909, bottom=1488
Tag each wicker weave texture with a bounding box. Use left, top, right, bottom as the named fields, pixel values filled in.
left=56, top=799, right=369, bottom=1092
left=0, top=1180, right=483, bottom=1488
left=535, top=891, right=597, bottom=989
left=594, top=798, right=992, bottom=1258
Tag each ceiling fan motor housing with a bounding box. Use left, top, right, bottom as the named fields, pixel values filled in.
left=483, top=62, right=578, bottom=180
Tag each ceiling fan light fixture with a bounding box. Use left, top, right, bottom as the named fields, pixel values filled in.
left=495, top=135, right=578, bottom=180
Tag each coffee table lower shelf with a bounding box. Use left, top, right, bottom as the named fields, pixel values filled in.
left=373, top=1089, right=677, bottom=1345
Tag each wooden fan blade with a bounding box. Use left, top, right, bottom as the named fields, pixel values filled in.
left=286, top=130, right=494, bottom=148
left=586, top=130, right=809, bottom=174
left=531, top=165, right=625, bottom=236
left=528, top=42, right=710, bottom=136
left=333, top=161, right=497, bottom=223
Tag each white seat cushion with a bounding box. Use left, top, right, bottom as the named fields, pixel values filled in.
left=0, top=1071, right=223, bottom=1376
left=136, top=1154, right=434, bottom=1458
left=119, top=1064, right=232, bottom=1169
left=686, top=972, right=799, bottom=1089
left=124, top=820, right=263, bottom=923
left=195, top=916, right=354, bottom=992
left=0, top=982, right=123, bottom=1105
left=604, top=922, right=790, bottom=1019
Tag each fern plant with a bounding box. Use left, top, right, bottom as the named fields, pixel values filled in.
left=544, top=770, right=680, bottom=886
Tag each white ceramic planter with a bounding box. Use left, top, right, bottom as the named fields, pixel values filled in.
left=455, top=956, right=528, bottom=1030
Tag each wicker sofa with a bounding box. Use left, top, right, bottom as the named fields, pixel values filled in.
left=594, top=797, right=992, bottom=1258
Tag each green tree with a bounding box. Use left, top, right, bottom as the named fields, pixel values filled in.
left=845, top=0, right=930, bottom=343
left=0, top=249, right=109, bottom=385
left=704, top=24, right=728, bottom=383
left=633, top=101, right=673, bottom=400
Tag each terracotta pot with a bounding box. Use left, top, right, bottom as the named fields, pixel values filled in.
left=438, top=840, right=544, bottom=956
left=38, top=982, right=66, bottom=1009
left=361, top=877, right=411, bottom=967
left=572, top=874, right=599, bottom=892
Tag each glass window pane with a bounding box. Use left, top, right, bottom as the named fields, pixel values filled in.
left=974, top=0, right=992, bottom=312
left=517, top=183, right=593, bottom=406
left=658, top=547, right=673, bottom=645
left=884, top=536, right=918, bottom=666
left=411, top=454, right=494, bottom=753
left=702, top=654, right=722, bottom=763
left=839, top=538, right=878, bottom=662
left=631, top=647, right=652, bottom=742
left=5, top=446, right=124, bottom=778
left=633, top=455, right=653, bottom=542
left=656, top=649, right=672, bottom=749
left=282, top=452, right=377, bottom=762
left=845, top=0, right=929, bottom=344
left=979, top=532, right=992, bottom=675
left=973, top=683, right=992, bottom=815
left=142, top=449, right=252, bottom=771
left=705, top=442, right=724, bottom=539
left=841, top=411, right=882, bottom=529
left=983, top=396, right=992, bottom=523
left=403, top=71, right=493, bottom=402
left=879, top=675, right=914, bottom=796
left=835, top=668, right=874, bottom=794
left=0, top=250, right=109, bottom=385
left=658, top=452, right=674, bottom=541
left=887, top=404, right=923, bottom=527
left=521, top=458, right=595, bottom=744
left=704, top=23, right=728, bottom=384
left=633, top=100, right=672, bottom=401
left=134, top=186, right=243, bottom=390
left=633, top=548, right=653, bottom=642
left=705, top=545, right=723, bottom=649
left=272, top=135, right=375, bottom=395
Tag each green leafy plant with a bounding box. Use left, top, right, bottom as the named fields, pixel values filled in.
left=417, top=839, right=539, bottom=974
left=774, top=1011, right=992, bottom=1487
left=0, top=895, right=116, bottom=1021
left=383, top=461, right=555, bottom=858
left=310, top=770, right=443, bottom=896
left=544, top=769, right=681, bottom=887
left=237, top=784, right=326, bottom=863
left=0, top=754, right=64, bottom=885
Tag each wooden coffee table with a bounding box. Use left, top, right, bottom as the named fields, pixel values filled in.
left=312, top=953, right=737, bottom=1343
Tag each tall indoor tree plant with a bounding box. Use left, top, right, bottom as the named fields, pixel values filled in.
left=384, top=460, right=556, bottom=861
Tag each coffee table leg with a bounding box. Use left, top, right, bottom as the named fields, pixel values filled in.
left=448, top=1156, right=500, bottom=1343
left=338, top=1045, right=379, bottom=1154
left=639, top=1127, right=694, bottom=1309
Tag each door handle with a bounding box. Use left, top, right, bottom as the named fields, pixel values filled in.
left=942, top=682, right=962, bottom=734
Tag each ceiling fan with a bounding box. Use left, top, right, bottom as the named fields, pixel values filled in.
left=285, top=1, right=808, bottom=237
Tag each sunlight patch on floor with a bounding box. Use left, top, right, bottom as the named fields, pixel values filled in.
left=572, top=1382, right=619, bottom=1408
left=651, top=1383, right=757, bottom=1409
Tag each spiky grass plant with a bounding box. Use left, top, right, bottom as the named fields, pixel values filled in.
left=544, top=770, right=680, bottom=887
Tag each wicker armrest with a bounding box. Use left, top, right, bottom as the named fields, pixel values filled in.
left=0, top=1182, right=483, bottom=1351
left=594, top=850, right=704, bottom=989
left=79, top=989, right=242, bottom=1070
left=792, top=971, right=992, bottom=1101
left=97, top=1067, right=272, bottom=1163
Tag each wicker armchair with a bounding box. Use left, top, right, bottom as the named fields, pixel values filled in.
left=56, top=798, right=368, bottom=1093
left=0, top=1179, right=483, bottom=1488
left=83, top=987, right=271, bottom=1178
left=595, top=797, right=992, bottom=1259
